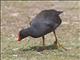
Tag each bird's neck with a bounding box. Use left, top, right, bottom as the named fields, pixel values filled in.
left=22, top=27, right=31, bottom=37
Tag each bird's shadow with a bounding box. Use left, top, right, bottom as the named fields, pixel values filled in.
left=21, top=44, right=58, bottom=52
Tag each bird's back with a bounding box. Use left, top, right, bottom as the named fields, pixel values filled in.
left=31, top=9, right=62, bottom=26
left=29, top=9, right=62, bottom=37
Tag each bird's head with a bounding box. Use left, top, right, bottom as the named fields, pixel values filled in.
left=17, top=28, right=30, bottom=43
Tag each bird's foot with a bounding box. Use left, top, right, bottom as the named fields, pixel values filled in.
left=43, top=45, right=46, bottom=49
left=53, top=41, right=67, bottom=51
left=58, top=43, right=67, bottom=51
left=53, top=41, right=59, bottom=49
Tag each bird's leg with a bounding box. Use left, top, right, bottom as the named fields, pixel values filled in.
left=42, top=36, right=45, bottom=47
left=38, top=36, right=45, bottom=50
left=53, top=31, right=59, bottom=48
left=53, top=31, right=67, bottom=50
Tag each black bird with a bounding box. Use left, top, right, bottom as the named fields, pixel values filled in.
left=18, top=9, right=63, bottom=48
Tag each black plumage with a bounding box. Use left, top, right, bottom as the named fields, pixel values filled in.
left=18, top=9, right=63, bottom=47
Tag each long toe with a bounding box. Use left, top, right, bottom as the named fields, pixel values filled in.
left=57, top=42, right=67, bottom=51
left=53, top=41, right=67, bottom=51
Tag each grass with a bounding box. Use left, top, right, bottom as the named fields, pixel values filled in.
left=1, top=31, right=80, bottom=60
left=1, top=1, right=80, bottom=60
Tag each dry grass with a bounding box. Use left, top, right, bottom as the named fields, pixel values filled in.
left=1, top=1, right=80, bottom=60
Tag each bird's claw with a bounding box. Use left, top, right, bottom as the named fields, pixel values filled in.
left=53, top=41, right=67, bottom=51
